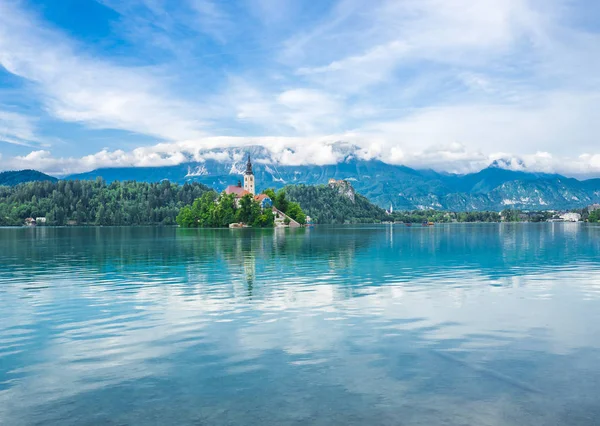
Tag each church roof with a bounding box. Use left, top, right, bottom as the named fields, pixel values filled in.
left=254, top=194, right=270, bottom=201
left=224, top=185, right=250, bottom=198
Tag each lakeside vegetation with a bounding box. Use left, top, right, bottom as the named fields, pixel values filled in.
left=175, top=188, right=306, bottom=228
left=390, top=208, right=599, bottom=223
left=0, top=179, right=211, bottom=226
left=285, top=184, right=387, bottom=224
left=176, top=192, right=273, bottom=228
left=1, top=178, right=598, bottom=227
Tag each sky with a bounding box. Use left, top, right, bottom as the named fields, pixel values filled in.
left=0, top=0, right=599, bottom=177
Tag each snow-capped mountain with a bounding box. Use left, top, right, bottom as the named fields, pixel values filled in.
left=66, top=146, right=600, bottom=211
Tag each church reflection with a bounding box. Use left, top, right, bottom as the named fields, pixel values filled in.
left=3, top=225, right=599, bottom=298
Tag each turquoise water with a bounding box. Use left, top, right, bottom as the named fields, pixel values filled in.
left=1, top=224, right=600, bottom=425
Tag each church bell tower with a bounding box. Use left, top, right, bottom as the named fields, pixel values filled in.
left=244, top=154, right=255, bottom=195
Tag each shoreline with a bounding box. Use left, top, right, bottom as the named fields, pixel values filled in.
left=3, top=221, right=594, bottom=229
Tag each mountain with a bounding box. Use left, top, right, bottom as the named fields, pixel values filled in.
left=0, top=170, right=58, bottom=186
left=65, top=146, right=600, bottom=211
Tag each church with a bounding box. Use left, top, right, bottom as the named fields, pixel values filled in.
left=224, top=155, right=271, bottom=209
left=224, top=154, right=302, bottom=227
left=224, top=155, right=255, bottom=196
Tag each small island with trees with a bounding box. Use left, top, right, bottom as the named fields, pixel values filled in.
left=175, top=189, right=306, bottom=228
left=176, top=156, right=307, bottom=228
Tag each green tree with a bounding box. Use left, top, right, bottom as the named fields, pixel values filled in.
left=263, top=188, right=276, bottom=200
left=236, top=194, right=261, bottom=225
left=286, top=202, right=306, bottom=224
left=176, top=206, right=196, bottom=227
left=275, top=190, right=289, bottom=213
left=95, top=205, right=108, bottom=226
left=75, top=200, right=87, bottom=224
left=214, top=193, right=237, bottom=227
left=253, top=211, right=275, bottom=227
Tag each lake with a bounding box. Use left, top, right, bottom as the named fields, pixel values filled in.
left=1, top=224, right=600, bottom=425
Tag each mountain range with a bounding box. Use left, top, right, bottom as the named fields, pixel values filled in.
left=4, top=145, right=600, bottom=211
left=65, top=145, right=600, bottom=211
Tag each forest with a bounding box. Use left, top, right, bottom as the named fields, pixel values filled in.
left=284, top=184, right=388, bottom=224
left=2, top=178, right=597, bottom=227
left=176, top=189, right=306, bottom=228
left=0, top=178, right=211, bottom=226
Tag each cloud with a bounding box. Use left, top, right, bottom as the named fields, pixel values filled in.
left=99, top=0, right=233, bottom=44
left=0, top=110, right=45, bottom=147
left=0, top=0, right=599, bottom=178
left=0, top=1, right=206, bottom=141
left=188, top=0, right=233, bottom=43
left=3, top=134, right=600, bottom=178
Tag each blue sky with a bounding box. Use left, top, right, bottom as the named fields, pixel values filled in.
left=0, top=0, right=599, bottom=176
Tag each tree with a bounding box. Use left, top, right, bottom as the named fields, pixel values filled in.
left=286, top=202, right=306, bottom=224
left=75, top=200, right=87, bottom=224
left=275, top=190, right=289, bottom=213
left=263, top=188, right=276, bottom=200
left=176, top=206, right=196, bottom=227
left=214, top=193, right=237, bottom=227
left=253, top=211, right=275, bottom=227
left=95, top=205, right=108, bottom=226
left=236, top=194, right=261, bottom=225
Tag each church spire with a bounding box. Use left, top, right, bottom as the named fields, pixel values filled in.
left=243, top=154, right=256, bottom=195
left=245, top=154, right=253, bottom=175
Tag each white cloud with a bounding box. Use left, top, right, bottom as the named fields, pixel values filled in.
left=0, top=0, right=599, bottom=178
left=3, top=134, right=600, bottom=178
left=0, top=110, right=44, bottom=147
left=0, top=1, right=206, bottom=141
left=187, top=0, right=233, bottom=43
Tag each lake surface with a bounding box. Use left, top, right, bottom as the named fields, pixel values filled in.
left=1, top=224, right=600, bottom=425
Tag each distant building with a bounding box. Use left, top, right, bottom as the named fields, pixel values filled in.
left=560, top=212, right=581, bottom=222
left=35, top=217, right=47, bottom=224
left=328, top=178, right=346, bottom=186
left=24, top=218, right=36, bottom=226
left=386, top=203, right=393, bottom=215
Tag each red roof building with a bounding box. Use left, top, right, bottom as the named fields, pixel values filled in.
left=224, top=185, right=251, bottom=198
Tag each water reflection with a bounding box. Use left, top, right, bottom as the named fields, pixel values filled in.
left=0, top=224, right=600, bottom=425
